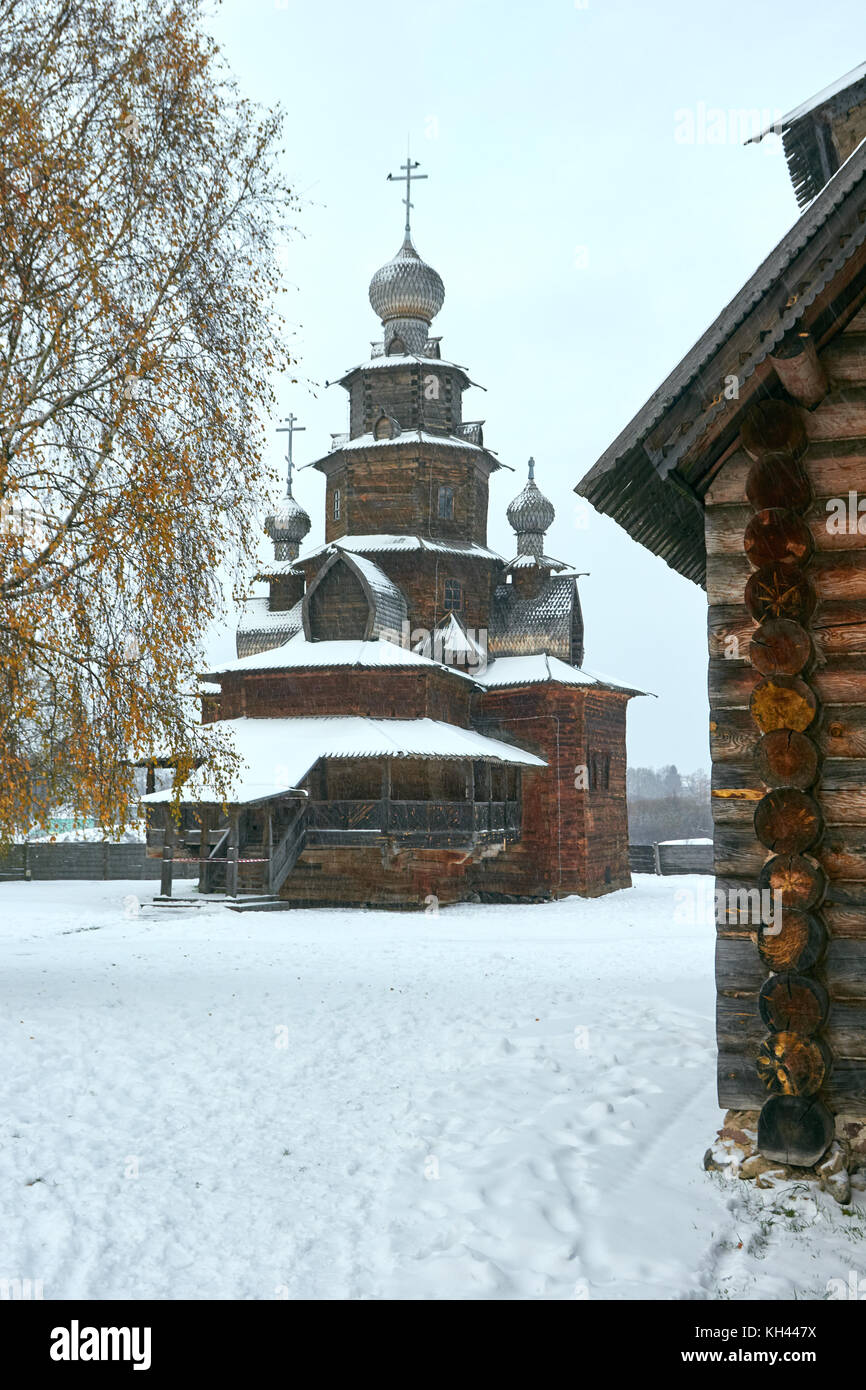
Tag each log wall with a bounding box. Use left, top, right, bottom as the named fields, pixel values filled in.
left=707, top=307, right=866, bottom=1148
left=323, top=448, right=491, bottom=547
left=219, top=667, right=474, bottom=726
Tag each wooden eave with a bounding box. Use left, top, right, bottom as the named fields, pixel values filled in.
left=577, top=138, right=866, bottom=587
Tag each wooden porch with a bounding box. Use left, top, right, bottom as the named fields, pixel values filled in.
left=145, top=755, right=523, bottom=899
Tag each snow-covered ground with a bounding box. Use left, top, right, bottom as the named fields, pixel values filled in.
left=1, top=874, right=864, bottom=1300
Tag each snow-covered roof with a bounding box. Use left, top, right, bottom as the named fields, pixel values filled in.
left=322, top=429, right=487, bottom=454
left=254, top=559, right=305, bottom=581
left=413, top=613, right=486, bottom=669
left=236, top=595, right=304, bottom=660
left=300, top=533, right=503, bottom=564
left=141, top=715, right=546, bottom=806
left=477, top=653, right=644, bottom=695
left=504, top=553, right=570, bottom=572
left=337, top=353, right=472, bottom=378
left=203, top=632, right=478, bottom=682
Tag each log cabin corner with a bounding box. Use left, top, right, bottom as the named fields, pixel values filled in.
left=576, top=63, right=866, bottom=1170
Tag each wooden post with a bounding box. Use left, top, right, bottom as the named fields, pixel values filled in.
left=265, top=808, right=273, bottom=894
left=146, top=761, right=156, bottom=796
left=382, top=759, right=391, bottom=833
left=198, top=806, right=211, bottom=894
left=160, top=811, right=174, bottom=899
left=226, top=811, right=239, bottom=898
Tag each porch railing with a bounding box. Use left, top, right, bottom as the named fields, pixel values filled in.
left=306, top=799, right=520, bottom=836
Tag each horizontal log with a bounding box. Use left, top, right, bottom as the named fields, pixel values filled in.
left=717, top=935, right=866, bottom=998
left=708, top=552, right=866, bottom=608
left=714, top=824, right=866, bottom=879
left=707, top=503, right=866, bottom=556
left=715, top=876, right=866, bottom=934
left=706, top=438, right=866, bottom=507
left=819, top=332, right=866, bottom=384
left=719, top=1051, right=866, bottom=1110
left=718, top=994, right=866, bottom=1054
left=805, top=390, right=866, bottom=442
left=710, top=658, right=866, bottom=711
left=712, top=754, right=866, bottom=820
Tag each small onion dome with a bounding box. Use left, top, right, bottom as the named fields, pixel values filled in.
left=369, top=235, right=445, bottom=326
left=265, top=493, right=311, bottom=546
left=506, top=457, right=555, bottom=541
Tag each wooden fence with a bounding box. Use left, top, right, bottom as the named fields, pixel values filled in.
left=0, top=843, right=198, bottom=882
left=629, top=841, right=713, bottom=875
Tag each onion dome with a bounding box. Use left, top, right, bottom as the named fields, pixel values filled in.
left=506, top=457, right=555, bottom=557
left=369, top=235, right=444, bottom=352
left=265, top=491, right=310, bottom=562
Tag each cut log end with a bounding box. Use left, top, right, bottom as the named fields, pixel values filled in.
left=758, top=971, right=829, bottom=1036
left=754, top=788, right=822, bottom=854
left=744, top=509, right=813, bottom=568
left=755, top=729, right=818, bottom=789
left=745, top=563, right=816, bottom=625
left=756, top=1031, right=830, bottom=1096
left=749, top=619, right=812, bottom=678
left=757, top=1095, right=835, bottom=1167
left=750, top=675, right=818, bottom=735
left=741, top=400, right=808, bottom=462
left=757, top=907, right=826, bottom=972
left=757, top=853, right=825, bottom=911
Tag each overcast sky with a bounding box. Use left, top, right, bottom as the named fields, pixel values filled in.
left=204, top=0, right=862, bottom=773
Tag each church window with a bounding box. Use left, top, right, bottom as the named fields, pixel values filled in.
left=443, top=578, right=462, bottom=611
left=438, top=485, right=454, bottom=520
left=333, top=488, right=341, bottom=521
left=588, top=752, right=611, bottom=791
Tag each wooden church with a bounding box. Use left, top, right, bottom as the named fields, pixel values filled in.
left=144, top=162, right=641, bottom=909
left=577, top=63, right=866, bottom=1168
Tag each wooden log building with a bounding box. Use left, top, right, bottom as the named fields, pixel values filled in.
left=143, top=164, right=642, bottom=910
left=577, top=65, right=866, bottom=1167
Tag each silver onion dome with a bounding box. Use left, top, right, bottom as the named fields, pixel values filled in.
left=265, top=493, right=311, bottom=562
left=369, top=235, right=445, bottom=326
left=266, top=494, right=311, bottom=545
left=506, top=458, right=556, bottom=557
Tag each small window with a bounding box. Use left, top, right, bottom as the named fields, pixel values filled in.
left=333, top=488, right=341, bottom=521
left=589, top=752, right=611, bottom=791
left=443, top=578, right=462, bottom=611
left=437, top=485, right=454, bottom=520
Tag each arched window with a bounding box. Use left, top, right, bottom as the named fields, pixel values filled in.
left=437, top=485, right=454, bottom=520
left=333, top=488, right=341, bottom=521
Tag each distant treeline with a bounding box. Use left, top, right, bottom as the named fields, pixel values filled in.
left=627, top=765, right=712, bottom=845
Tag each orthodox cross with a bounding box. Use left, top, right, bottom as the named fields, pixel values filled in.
left=386, top=158, right=427, bottom=239
left=276, top=414, right=305, bottom=496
